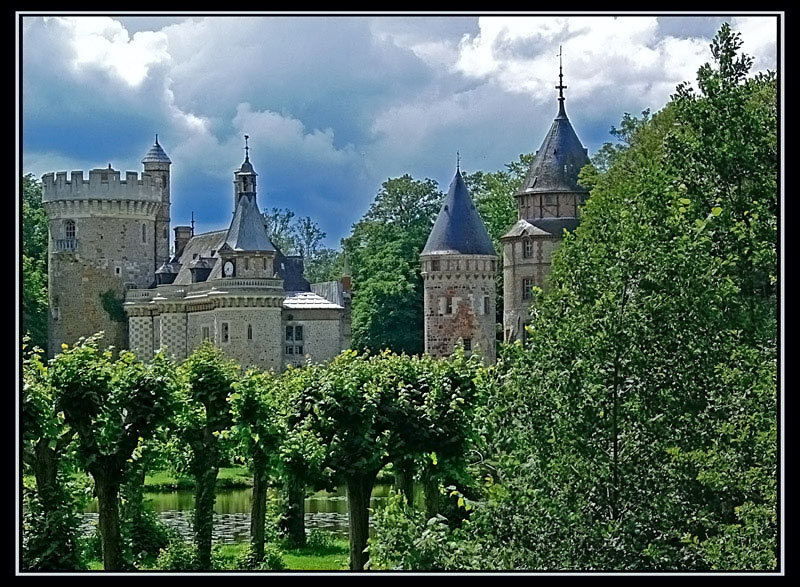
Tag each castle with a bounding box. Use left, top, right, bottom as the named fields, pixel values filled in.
left=420, top=60, right=589, bottom=359
left=42, top=63, right=588, bottom=368
left=42, top=138, right=351, bottom=371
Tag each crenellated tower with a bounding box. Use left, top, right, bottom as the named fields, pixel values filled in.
left=421, top=166, right=497, bottom=364
left=42, top=152, right=164, bottom=355
left=501, top=48, right=591, bottom=342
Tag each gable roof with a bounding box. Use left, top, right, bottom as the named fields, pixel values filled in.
left=421, top=169, right=496, bottom=257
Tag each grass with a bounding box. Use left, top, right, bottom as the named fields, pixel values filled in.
left=85, top=538, right=350, bottom=571
left=144, top=467, right=252, bottom=492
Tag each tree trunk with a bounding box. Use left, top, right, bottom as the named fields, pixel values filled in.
left=194, top=461, right=219, bottom=569
left=347, top=472, right=376, bottom=571
left=285, top=474, right=306, bottom=548
left=33, top=438, right=58, bottom=513
left=394, top=460, right=415, bottom=506
left=423, top=469, right=439, bottom=520
left=250, top=469, right=268, bottom=562
left=95, top=475, right=123, bottom=570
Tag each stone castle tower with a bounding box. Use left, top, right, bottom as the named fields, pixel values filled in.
left=42, top=138, right=170, bottom=355
left=501, top=55, right=590, bottom=342
left=421, top=167, right=497, bottom=363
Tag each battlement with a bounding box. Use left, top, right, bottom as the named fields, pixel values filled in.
left=42, top=168, right=162, bottom=203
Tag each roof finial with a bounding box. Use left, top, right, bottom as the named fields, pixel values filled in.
left=191, top=211, right=195, bottom=234
left=244, top=134, right=250, bottom=160
left=555, top=45, right=567, bottom=104
left=457, top=150, right=460, bottom=172
left=155, top=133, right=159, bottom=145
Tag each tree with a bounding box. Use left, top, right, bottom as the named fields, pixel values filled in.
left=294, top=215, right=326, bottom=259
left=21, top=339, right=83, bottom=570
left=229, top=369, right=284, bottom=561
left=48, top=336, right=177, bottom=570
left=21, top=174, right=49, bottom=353
left=304, top=247, right=343, bottom=284
left=174, top=341, right=238, bottom=569
left=263, top=207, right=297, bottom=254
left=343, top=175, right=442, bottom=353
left=458, top=24, right=776, bottom=570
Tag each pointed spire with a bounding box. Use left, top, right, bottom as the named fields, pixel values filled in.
left=237, top=134, right=256, bottom=175
left=421, top=166, right=495, bottom=257
left=456, top=150, right=460, bottom=172
left=555, top=45, right=568, bottom=119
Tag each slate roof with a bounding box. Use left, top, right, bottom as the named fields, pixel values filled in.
left=141, top=137, right=172, bottom=164
left=501, top=217, right=581, bottom=240
left=421, top=169, right=496, bottom=257
left=223, top=195, right=276, bottom=252
left=518, top=101, right=590, bottom=195
left=237, top=156, right=256, bottom=175
left=283, top=291, right=343, bottom=310
left=173, top=230, right=227, bottom=285
left=275, top=254, right=310, bottom=292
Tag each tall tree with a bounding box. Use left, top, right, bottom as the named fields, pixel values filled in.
left=49, top=336, right=176, bottom=570
left=21, top=174, right=49, bottom=353
left=174, top=341, right=239, bottom=569
left=263, top=207, right=297, bottom=254
left=344, top=175, right=442, bottom=354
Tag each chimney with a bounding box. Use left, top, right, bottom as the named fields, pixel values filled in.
left=174, top=225, right=193, bottom=258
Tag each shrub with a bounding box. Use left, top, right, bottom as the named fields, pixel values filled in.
left=21, top=482, right=85, bottom=571
left=154, top=540, right=199, bottom=571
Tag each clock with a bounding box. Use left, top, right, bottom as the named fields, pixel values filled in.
left=223, top=261, right=234, bottom=277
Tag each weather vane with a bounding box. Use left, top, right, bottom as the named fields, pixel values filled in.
left=457, top=150, right=460, bottom=172
left=244, top=134, right=250, bottom=159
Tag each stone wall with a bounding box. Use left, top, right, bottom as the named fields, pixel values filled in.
left=502, top=235, right=561, bottom=342
left=421, top=254, right=496, bottom=364
left=282, top=308, right=344, bottom=368
left=46, top=208, right=158, bottom=355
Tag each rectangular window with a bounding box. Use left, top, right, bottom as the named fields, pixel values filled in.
left=202, top=326, right=210, bottom=340
left=463, top=338, right=472, bottom=351
left=431, top=259, right=440, bottom=271
left=294, top=325, right=303, bottom=341
left=286, top=325, right=294, bottom=341
left=247, top=324, right=253, bottom=340
left=446, top=297, right=453, bottom=314
left=244, top=257, right=249, bottom=270
left=522, top=278, right=535, bottom=300
left=484, top=296, right=490, bottom=315
left=221, top=322, right=229, bottom=343
left=523, top=239, right=533, bottom=258
left=142, top=223, right=147, bottom=244
left=285, top=325, right=304, bottom=356
left=286, top=345, right=294, bottom=355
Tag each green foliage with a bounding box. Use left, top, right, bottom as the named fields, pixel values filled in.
left=458, top=24, right=777, bottom=571
left=99, top=289, right=126, bottom=323
left=154, top=540, right=200, bottom=571
left=21, top=481, right=85, bottom=571
left=344, top=175, right=442, bottom=353
left=22, top=174, right=49, bottom=352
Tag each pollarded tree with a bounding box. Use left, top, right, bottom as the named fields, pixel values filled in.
left=174, top=341, right=239, bottom=569
left=49, top=335, right=177, bottom=570
left=229, top=369, right=285, bottom=562
left=21, top=339, right=83, bottom=570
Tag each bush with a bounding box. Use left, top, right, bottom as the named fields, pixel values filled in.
left=122, top=506, right=179, bottom=566
left=211, top=543, right=286, bottom=571
left=21, top=482, right=85, bottom=571
left=306, top=529, right=335, bottom=551
left=154, top=540, right=199, bottom=571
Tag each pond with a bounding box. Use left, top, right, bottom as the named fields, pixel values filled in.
left=80, top=484, right=398, bottom=544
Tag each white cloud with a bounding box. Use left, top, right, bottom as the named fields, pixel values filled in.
left=45, top=16, right=170, bottom=87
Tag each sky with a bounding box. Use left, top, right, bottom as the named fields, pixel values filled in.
left=19, top=13, right=779, bottom=248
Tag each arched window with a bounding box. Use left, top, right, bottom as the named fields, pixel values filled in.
left=64, top=220, right=76, bottom=239
left=247, top=324, right=253, bottom=340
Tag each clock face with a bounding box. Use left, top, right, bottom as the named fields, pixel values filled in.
left=224, top=261, right=234, bottom=277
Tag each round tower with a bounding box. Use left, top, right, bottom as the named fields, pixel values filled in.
left=421, top=167, right=497, bottom=364
left=142, top=135, right=172, bottom=270
left=42, top=163, right=162, bottom=355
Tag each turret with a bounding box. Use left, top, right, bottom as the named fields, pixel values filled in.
left=142, top=135, right=172, bottom=270
left=501, top=47, right=590, bottom=342
left=421, top=166, right=497, bottom=364
left=233, top=134, right=258, bottom=207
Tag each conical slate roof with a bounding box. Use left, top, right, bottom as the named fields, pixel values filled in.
left=518, top=102, right=590, bottom=195
left=223, top=194, right=276, bottom=252
left=141, top=136, right=172, bottom=164
left=421, top=169, right=496, bottom=256
left=237, top=155, right=256, bottom=175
